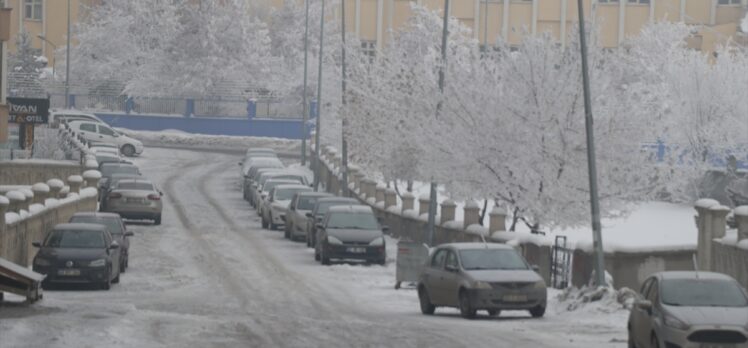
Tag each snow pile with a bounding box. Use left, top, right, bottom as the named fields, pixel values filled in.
left=5, top=212, right=21, bottom=225
left=552, top=286, right=638, bottom=313
left=116, top=128, right=302, bottom=154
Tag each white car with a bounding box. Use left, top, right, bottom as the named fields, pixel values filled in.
left=68, top=120, right=144, bottom=157
left=50, top=109, right=106, bottom=128
left=262, top=184, right=312, bottom=230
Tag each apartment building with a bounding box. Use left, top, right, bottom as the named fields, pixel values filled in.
left=339, top=0, right=747, bottom=52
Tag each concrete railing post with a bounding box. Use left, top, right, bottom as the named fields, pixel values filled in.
left=489, top=207, right=507, bottom=233
left=418, top=194, right=430, bottom=216
left=710, top=205, right=730, bottom=240
left=440, top=200, right=456, bottom=224
left=735, top=206, right=748, bottom=242
left=82, top=170, right=102, bottom=191
left=67, top=175, right=84, bottom=194
left=402, top=192, right=415, bottom=213
left=47, top=179, right=65, bottom=199
left=384, top=188, right=397, bottom=209
left=0, top=196, right=8, bottom=226
left=463, top=200, right=481, bottom=229
left=353, top=172, right=365, bottom=192
left=6, top=191, right=25, bottom=213
left=363, top=179, right=376, bottom=200
left=694, top=199, right=719, bottom=271
left=31, top=183, right=50, bottom=205
left=375, top=184, right=386, bottom=204
left=19, top=189, right=33, bottom=212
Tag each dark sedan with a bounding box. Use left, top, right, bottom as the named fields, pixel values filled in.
left=69, top=212, right=133, bottom=271
left=32, top=223, right=122, bottom=290
left=314, top=205, right=387, bottom=265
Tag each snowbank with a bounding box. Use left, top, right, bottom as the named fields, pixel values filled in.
left=116, top=128, right=302, bottom=154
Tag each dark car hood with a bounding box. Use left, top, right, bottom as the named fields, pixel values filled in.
left=327, top=229, right=383, bottom=243
left=666, top=305, right=748, bottom=327
left=38, top=247, right=108, bottom=261
left=465, top=269, right=543, bottom=283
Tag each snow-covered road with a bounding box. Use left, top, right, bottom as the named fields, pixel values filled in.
left=0, top=147, right=630, bottom=347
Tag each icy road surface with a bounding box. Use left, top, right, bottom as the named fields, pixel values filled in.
left=0, top=147, right=628, bottom=347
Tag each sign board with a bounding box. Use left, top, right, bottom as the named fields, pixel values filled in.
left=7, top=97, right=50, bottom=124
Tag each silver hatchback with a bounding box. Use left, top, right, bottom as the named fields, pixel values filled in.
left=418, top=243, right=547, bottom=319
left=628, top=271, right=748, bottom=348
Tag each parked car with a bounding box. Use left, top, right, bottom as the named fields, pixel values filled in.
left=99, top=163, right=141, bottom=190
left=246, top=147, right=276, bottom=156
left=256, top=179, right=301, bottom=217
left=50, top=109, right=106, bottom=128
left=284, top=191, right=334, bottom=241
left=314, top=205, right=387, bottom=265
left=104, top=179, right=163, bottom=225
left=305, top=197, right=359, bottom=248
left=245, top=168, right=284, bottom=203
left=240, top=156, right=283, bottom=179
left=252, top=171, right=309, bottom=207
left=100, top=173, right=142, bottom=210
left=68, top=120, right=144, bottom=157
left=417, top=243, right=547, bottom=319
left=262, top=184, right=312, bottom=230
left=69, top=212, right=133, bottom=271
left=32, top=223, right=122, bottom=290
left=96, top=153, right=123, bottom=169
left=628, top=271, right=748, bottom=348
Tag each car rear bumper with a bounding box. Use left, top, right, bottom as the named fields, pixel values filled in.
left=33, top=266, right=109, bottom=284
left=105, top=201, right=161, bottom=218
left=466, top=288, right=547, bottom=310
left=325, top=244, right=386, bottom=262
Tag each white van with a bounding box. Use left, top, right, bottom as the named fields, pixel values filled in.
left=68, top=120, right=144, bottom=157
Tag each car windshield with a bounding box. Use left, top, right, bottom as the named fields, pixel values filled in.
left=45, top=230, right=106, bottom=248
left=297, top=196, right=322, bottom=210
left=661, top=279, right=748, bottom=307
left=275, top=188, right=309, bottom=201
left=70, top=217, right=124, bottom=235
left=459, top=249, right=529, bottom=271
left=326, top=213, right=379, bottom=230
left=102, top=166, right=139, bottom=176
left=117, top=182, right=154, bottom=191
left=315, top=201, right=353, bottom=215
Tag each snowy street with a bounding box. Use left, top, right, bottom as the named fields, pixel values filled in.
left=0, top=147, right=629, bottom=347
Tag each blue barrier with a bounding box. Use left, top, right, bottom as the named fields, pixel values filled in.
left=95, top=113, right=311, bottom=140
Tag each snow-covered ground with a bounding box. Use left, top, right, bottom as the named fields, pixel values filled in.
left=0, top=147, right=629, bottom=347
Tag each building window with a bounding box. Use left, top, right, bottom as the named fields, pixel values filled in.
left=24, top=0, right=43, bottom=21
left=628, top=0, right=651, bottom=4
left=361, top=41, right=376, bottom=63
left=717, top=0, right=740, bottom=5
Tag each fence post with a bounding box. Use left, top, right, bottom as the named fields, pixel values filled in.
left=310, top=100, right=318, bottom=121
left=184, top=99, right=195, bottom=117
left=695, top=198, right=719, bottom=271
left=247, top=99, right=256, bottom=119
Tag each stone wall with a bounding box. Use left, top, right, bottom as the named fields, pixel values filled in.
left=0, top=159, right=83, bottom=185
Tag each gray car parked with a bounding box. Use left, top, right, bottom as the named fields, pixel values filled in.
left=418, top=243, right=547, bottom=319
left=284, top=191, right=333, bottom=241
left=628, top=271, right=748, bottom=348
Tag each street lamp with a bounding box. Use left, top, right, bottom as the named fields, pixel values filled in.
left=36, top=34, right=56, bottom=76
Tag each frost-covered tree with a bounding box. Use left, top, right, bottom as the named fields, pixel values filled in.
left=9, top=31, right=46, bottom=73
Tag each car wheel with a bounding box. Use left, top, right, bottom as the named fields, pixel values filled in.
left=459, top=290, right=476, bottom=319
left=314, top=249, right=320, bottom=261
left=529, top=305, right=545, bottom=318
left=320, top=247, right=331, bottom=265
left=377, top=258, right=386, bottom=266
left=650, top=334, right=660, bottom=348
left=261, top=217, right=269, bottom=229
left=121, top=144, right=136, bottom=157
left=269, top=214, right=278, bottom=230
left=487, top=309, right=501, bottom=317
left=628, top=327, right=636, bottom=348
left=154, top=214, right=162, bottom=225
left=101, top=269, right=112, bottom=290
left=120, top=258, right=127, bottom=273
left=418, top=286, right=436, bottom=315
left=112, top=272, right=120, bottom=284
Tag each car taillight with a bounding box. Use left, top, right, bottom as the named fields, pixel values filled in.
left=109, top=193, right=122, bottom=199
left=147, top=194, right=161, bottom=201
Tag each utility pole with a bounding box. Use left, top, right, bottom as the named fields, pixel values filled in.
left=577, top=0, right=606, bottom=287
left=313, top=0, right=326, bottom=192
left=301, top=0, right=310, bottom=165
left=341, top=0, right=349, bottom=197
left=427, top=0, right=450, bottom=246
left=64, top=0, right=71, bottom=108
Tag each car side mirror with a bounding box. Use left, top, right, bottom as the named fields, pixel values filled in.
left=445, top=264, right=459, bottom=273
left=125, top=231, right=134, bottom=237
left=109, top=241, right=120, bottom=250
left=531, top=265, right=540, bottom=272
left=32, top=241, right=42, bottom=248
left=306, top=212, right=313, bottom=218
left=159, top=191, right=164, bottom=196
left=637, top=300, right=653, bottom=315
left=315, top=223, right=324, bottom=230
left=382, top=225, right=390, bottom=233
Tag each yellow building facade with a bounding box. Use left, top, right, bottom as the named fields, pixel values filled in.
left=337, top=0, right=746, bottom=52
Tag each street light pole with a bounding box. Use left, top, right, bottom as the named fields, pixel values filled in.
left=427, top=0, right=450, bottom=246
left=64, top=0, right=71, bottom=108
left=577, top=0, right=606, bottom=287
left=313, top=0, right=326, bottom=192
left=301, top=0, right=310, bottom=166
left=341, top=0, right=348, bottom=197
